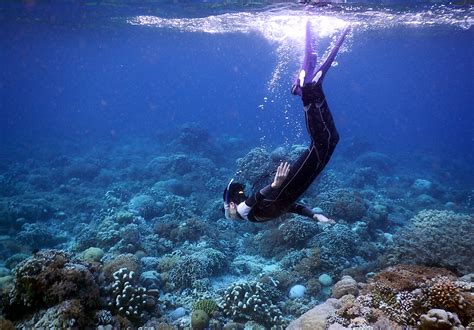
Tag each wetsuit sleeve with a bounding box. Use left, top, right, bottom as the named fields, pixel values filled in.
left=289, top=203, right=316, bottom=219
left=244, top=185, right=275, bottom=207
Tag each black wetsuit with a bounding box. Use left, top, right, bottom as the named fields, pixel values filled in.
left=245, top=81, right=339, bottom=222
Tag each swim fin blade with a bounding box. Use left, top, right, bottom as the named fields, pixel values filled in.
left=292, top=20, right=317, bottom=95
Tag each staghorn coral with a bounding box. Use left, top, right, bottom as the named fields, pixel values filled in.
left=219, top=280, right=285, bottom=327
left=387, top=209, right=474, bottom=275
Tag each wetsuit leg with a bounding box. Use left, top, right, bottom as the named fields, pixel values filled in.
left=274, top=82, right=339, bottom=202
left=246, top=23, right=349, bottom=221
left=273, top=24, right=349, bottom=203
left=302, top=82, right=339, bottom=166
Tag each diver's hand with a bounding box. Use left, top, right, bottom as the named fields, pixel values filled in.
left=313, top=213, right=335, bottom=224
left=271, top=162, right=290, bottom=189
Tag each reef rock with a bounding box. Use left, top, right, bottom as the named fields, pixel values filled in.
left=286, top=298, right=340, bottom=330
left=419, top=309, right=463, bottom=329
left=332, top=275, right=358, bottom=299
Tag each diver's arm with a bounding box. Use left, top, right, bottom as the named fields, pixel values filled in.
left=289, top=204, right=335, bottom=223
left=271, top=162, right=290, bottom=189
left=243, top=185, right=274, bottom=207
left=289, top=204, right=316, bottom=218
left=237, top=185, right=273, bottom=220
left=243, top=162, right=290, bottom=207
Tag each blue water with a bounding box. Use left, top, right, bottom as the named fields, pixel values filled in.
left=0, top=1, right=473, bottom=328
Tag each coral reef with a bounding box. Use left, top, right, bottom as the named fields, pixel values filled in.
left=167, top=249, right=227, bottom=289
left=387, top=209, right=474, bottom=274
left=316, top=188, right=367, bottom=222
left=0, top=125, right=472, bottom=329
left=291, top=264, right=473, bottom=329
left=219, top=280, right=285, bottom=327
left=332, top=275, right=359, bottom=299
left=419, top=309, right=463, bottom=329
left=103, top=254, right=140, bottom=281
left=313, top=223, right=358, bottom=276
left=235, top=147, right=274, bottom=187
left=192, top=299, right=220, bottom=315
left=1, top=250, right=100, bottom=321
left=107, top=267, right=158, bottom=321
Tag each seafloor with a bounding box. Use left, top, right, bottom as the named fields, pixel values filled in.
left=0, top=124, right=473, bottom=329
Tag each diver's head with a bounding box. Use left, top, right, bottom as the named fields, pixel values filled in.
left=223, top=180, right=247, bottom=220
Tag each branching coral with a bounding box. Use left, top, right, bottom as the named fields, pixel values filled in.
left=424, top=276, right=467, bottom=320
left=107, top=268, right=158, bottom=321
left=350, top=265, right=473, bottom=327
left=219, top=280, right=285, bottom=327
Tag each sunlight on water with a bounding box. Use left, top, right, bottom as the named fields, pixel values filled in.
left=128, top=4, right=472, bottom=94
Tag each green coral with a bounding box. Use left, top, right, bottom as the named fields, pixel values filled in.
left=192, top=299, right=219, bottom=315
left=191, top=309, right=210, bottom=330
left=81, top=247, right=104, bottom=263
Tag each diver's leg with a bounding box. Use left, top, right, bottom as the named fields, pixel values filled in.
left=313, top=24, right=351, bottom=84
left=302, top=82, right=339, bottom=169
left=274, top=24, right=346, bottom=202
left=292, top=23, right=350, bottom=95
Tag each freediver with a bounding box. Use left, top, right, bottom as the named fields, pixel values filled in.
left=223, top=22, right=350, bottom=224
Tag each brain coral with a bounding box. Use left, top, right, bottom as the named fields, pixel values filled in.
left=388, top=209, right=474, bottom=274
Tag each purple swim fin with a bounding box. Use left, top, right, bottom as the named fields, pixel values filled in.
left=292, top=22, right=351, bottom=96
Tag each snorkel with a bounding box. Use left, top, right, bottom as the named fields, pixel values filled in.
left=223, top=178, right=234, bottom=219
left=223, top=178, right=247, bottom=220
